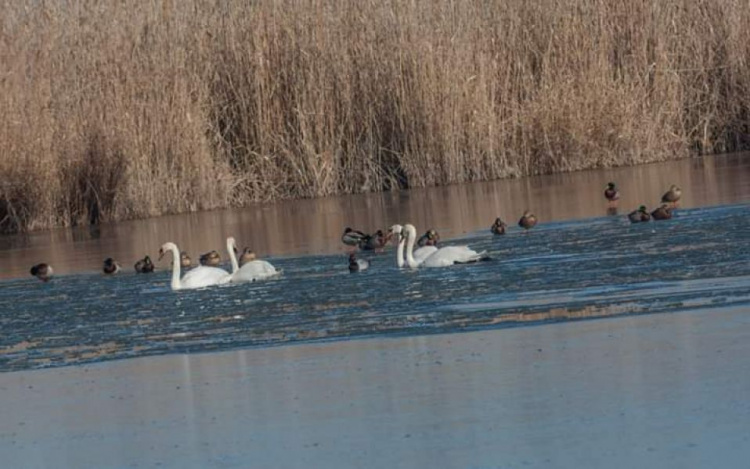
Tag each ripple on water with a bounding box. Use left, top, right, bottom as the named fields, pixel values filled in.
left=1, top=203, right=749, bottom=372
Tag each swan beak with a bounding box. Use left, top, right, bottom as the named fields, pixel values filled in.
left=158, top=248, right=165, bottom=261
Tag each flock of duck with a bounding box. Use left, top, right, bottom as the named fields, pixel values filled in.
left=28, top=183, right=682, bottom=287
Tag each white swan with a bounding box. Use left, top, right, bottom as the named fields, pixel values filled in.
left=159, top=242, right=231, bottom=290
left=390, top=224, right=437, bottom=268
left=403, top=224, right=487, bottom=268
left=226, top=237, right=280, bottom=283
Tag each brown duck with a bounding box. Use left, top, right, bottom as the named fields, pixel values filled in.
left=518, top=211, right=538, bottom=231
left=239, top=248, right=256, bottom=266
left=417, top=229, right=440, bottom=247
left=491, top=217, right=507, bottom=235
left=180, top=251, right=192, bottom=268
left=651, top=204, right=673, bottom=221
left=199, top=250, right=221, bottom=266
left=661, top=185, right=682, bottom=206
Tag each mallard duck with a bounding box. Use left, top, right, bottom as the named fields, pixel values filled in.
left=348, top=253, right=369, bottom=272
left=417, top=229, right=440, bottom=247
left=103, top=258, right=121, bottom=274
left=199, top=250, right=221, bottom=266
left=628, top=206, right=651, bottom=223
left=360, top=230, right=390, bottom=251
left=491, top=217, right=507, bottom=235
left=180, top=251, right=191, bottom=268
left=651, top=204, right=673, bottom=221
left=342, top=227, right=368, bottom=250
left=661, top=185, right=682, bottom=206
left=239, top=248, right=256, bottom=266
left=604, top=182, right=620, bottom=203
left=518, top=211, right=538, bottom=231
left=30, top=263, right=53, bottom=282
left=134, top=255, right=155, bottom=273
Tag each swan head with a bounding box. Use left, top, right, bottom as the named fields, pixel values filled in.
left=388, top=224, right=403, bottom=243
left=158, top=242, right=178, bottom=261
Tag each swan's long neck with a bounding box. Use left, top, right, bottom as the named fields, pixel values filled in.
left=396, top=233, right=405, bottom=268
left=405, top=225, right=418, bottom=269
left=227, top=238, right=239, bottom=273
left=168, top=244, right=182, bottom=290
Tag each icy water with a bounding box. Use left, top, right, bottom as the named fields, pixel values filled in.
left=1, top=199, right=749, bottom=372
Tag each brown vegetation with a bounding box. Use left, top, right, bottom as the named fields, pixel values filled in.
left=1, top=0, right=749, bottom=232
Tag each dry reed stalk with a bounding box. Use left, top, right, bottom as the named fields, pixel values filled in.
left=0, top=0, right=748, bottom=232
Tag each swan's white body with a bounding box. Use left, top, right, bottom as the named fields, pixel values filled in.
left=403, top=224, right=486, bottom=268
left=160, top=242, right=231, bottom=290
left=226, top=237, right=280, bottom=283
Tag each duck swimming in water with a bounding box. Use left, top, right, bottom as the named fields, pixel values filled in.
left=199, top=250, right=221, bottom=266
left=491, top=217, right=507, bottom=235
left=661, top=185, right=682, bottom=207
left=103, top=258, right=121, bottom=274
left=348, top=253, right=369, bottom=272
left=239, top=247, right=256, bottom=266
left=30, top=263, right=53, bottom=282
left=134, top=255, right=155, bottom=273
left=180, top=251, right=191, bottom=268
left=360, top=230, right=390, bottom=251
left=651, top=204, right=673, bottom=221
left=604, top=182, right=620, bottom=203
left=518, top=211, right=538, bottom=231
left=628, top=206, right=651, bottom=223
left=341, top=227, right=368, bottom=251
left=417, top=229, right=440, bottom=247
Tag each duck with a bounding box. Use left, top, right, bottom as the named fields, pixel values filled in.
left=180, top=251, right=191, bottom=268
left=604, top=182, right=620, bottom=203
left=518, top=211, right=538, bottom=231
left=342, top=227, right=368, bottom=251
left=491, top=217, right=507, bottom=235
left=349, top=253, right=369, bottom=272
left=134, top=255, right=155, bottom=273
left=628, top=206, right=651, bottom=223
left=359, top=230, right=390, bottom=251
left=103, top=258, right=121, bottom=274
left=661, top=185, right=682, bottom=206
left=651, top=204, right=673, bottom=221
left=199, top=250, right=221, bottom=266
left=30, top=263, right=53, bottom=282
left=417, top=229, right=440, bottom=247
left=239, top=248, right=256, bottom=266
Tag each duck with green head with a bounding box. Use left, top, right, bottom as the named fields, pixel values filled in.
left=134, top=255, right=155, bottom=273
left=628, top=206, right=651, bottom=223
left=604, top=182, right=620, bottom=203
left=341, top=227, right=367, bottom=251
left=417, top=229, right=440, bottom=247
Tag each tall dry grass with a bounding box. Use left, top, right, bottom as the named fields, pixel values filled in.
left=1, top=0, right=749, bottom=232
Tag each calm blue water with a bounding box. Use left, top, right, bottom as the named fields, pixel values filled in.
left=1, top=204, right=749, bottom=372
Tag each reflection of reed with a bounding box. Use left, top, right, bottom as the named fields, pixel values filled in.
left=0, top=155, right=749, bottom=279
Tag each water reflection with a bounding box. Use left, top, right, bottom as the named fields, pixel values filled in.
left=0, top=153, right=749, bottom=280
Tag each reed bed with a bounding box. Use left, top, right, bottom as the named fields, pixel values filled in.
left=1, top=0, right=749, bottom=232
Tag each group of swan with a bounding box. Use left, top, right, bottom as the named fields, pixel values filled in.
left=391, top=224, right=487, bottom=268
left=159, top=237, right=279, bottom=291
